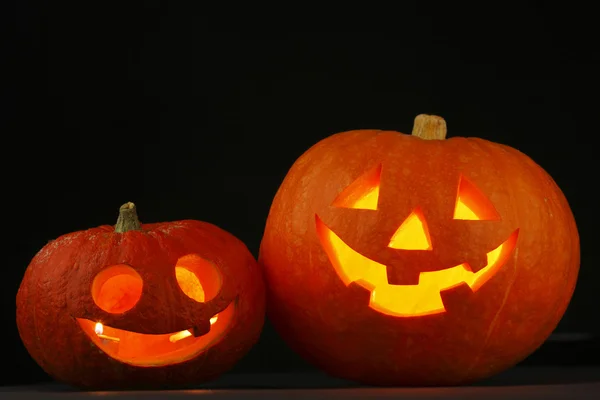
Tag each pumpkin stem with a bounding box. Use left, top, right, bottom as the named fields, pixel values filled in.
left=411, top=114, right=447, bottom=140
left=115, top=202, right=142, bottom=233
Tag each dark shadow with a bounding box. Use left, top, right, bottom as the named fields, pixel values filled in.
left=5, top=366, right=600, bottom=392
left=473, top=366, right=600, bottom=386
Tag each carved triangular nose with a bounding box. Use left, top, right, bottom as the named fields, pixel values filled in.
left=388, top=207, right=432, bottom=251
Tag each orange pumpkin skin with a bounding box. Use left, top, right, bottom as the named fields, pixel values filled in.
left=16, top=203, right=265, bottom=390
left=259, top=115, right=579, bottom=386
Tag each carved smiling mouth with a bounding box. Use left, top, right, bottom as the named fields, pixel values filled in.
left=316, top=218, right=519, bottom=317
left=75, top=301, right=235, bottom=367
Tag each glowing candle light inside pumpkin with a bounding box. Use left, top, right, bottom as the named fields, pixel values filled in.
left=169, top=330, right=192, bottom=343
left=94, top=322, right=120, bottom=343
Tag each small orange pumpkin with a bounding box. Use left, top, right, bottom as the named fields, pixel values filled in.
left=17, top=202, right=265, bottom=389
left=259, top=114, right=579, bottom=386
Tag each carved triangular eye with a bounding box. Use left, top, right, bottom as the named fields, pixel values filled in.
left=453, top=175, right=501, bottom=221
left=388, top=207, right=432, bottom=250
left=331, top=164, right=381, bottom=210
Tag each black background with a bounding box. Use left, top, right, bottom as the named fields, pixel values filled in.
left=3, top=2, right=598, bottom=388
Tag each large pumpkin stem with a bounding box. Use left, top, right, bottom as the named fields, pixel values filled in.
left=411, top=114, right=447, bottom=140
left=115, top=202, right=142, bottom=233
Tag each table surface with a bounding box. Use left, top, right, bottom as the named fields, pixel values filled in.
left=1, top=366, right=599, bottom=399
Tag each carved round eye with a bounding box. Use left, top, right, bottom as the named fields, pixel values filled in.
left=175, top=254, right=222, bottom=303
left=92, top=264, right=143, bottom=314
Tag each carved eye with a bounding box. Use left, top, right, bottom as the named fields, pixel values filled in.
left=175, top=254, right=222, bottom=303
left=331, top=164, right=382, bottom=210
left=453, top=175, right=500, bottom=221
left=388, top=207, right=432, bottom=250
left=92, top=265, right=143, bottom=314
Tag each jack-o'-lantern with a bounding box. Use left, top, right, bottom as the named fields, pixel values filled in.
left=259, top=114, right=579, bottom=386
left=16, top=202, right=265, bottom=390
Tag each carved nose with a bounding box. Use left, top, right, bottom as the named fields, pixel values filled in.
left=387, top=208, right=432, bottom=251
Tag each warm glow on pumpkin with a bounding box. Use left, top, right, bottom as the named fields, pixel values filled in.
left=175, top=254, right=223, bottom=303
left=453, top=175, right=501, bottom=221
left=316, top=174, right=518, bottom=317
left=332, top=164, right=381, bottom=210
left=256, top=115, right=579, bottom=387
left=77, top=300, right=235, bottom=367
left=175, top=267, right=205, bottom=302
left=388, top=208, right=432, bottom=250
left=81, top=255, right=232, bottom=367
left=454, top=198, right=478, bottom=220
left=92, top=265, right=143, bottom=314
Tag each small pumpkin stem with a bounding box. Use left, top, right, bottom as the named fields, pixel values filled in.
left=411, top=114, right=447, bottom=140
left=114, top=202, right=142, bottom=233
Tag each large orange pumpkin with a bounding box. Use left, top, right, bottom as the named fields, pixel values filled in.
left=259, top=114, right=579, bottom=386
left=16, top=202, right=265, bottom=390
